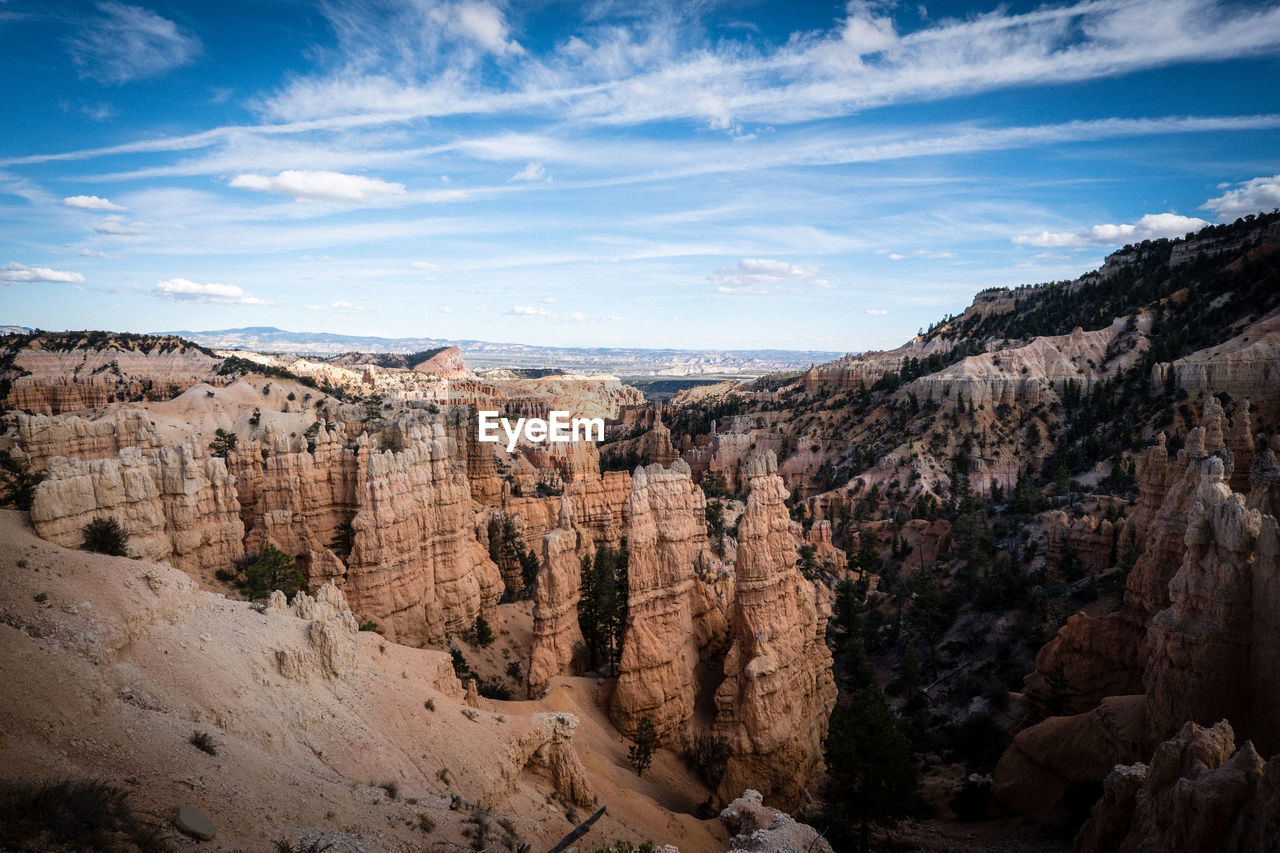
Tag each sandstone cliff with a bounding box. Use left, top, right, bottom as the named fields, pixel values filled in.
left=714, top=451, right=837, bottom=811
left=31, top=443, right=245, bottom=580
left=527, top=498, right=594, bottom=697
left=997, top=394, right=1280, bottom=813
left=16, top=409, right=158, bottom=468
left=905, top=321, right=1144, bottom=407
left=342, top=425, right=502, bottom=646
left=3, top=333, right=225, bottom=415
left=1076, top=720, right=1280, bottom=853
left=1024, top=398, right=1246, bottom=714
left=611, top=460, right=728, bottom=742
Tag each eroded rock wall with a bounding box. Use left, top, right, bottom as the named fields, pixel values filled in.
left=343, top=425, right=502, bottom=646
left=527, top=498, right=594, bottom=697
left=611, top=460, right=726, bottom=742
left=714, top=451, right=837, bottom=811
left=31, top=443, right=244, bottom=579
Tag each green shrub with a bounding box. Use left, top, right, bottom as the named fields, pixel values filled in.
left=208, top=428, right=237, bottom=458
left=189, top=730, right=217, bottom=756
left=82, top=517, right=129, bottom=556
left=240, top=543, right=304, bottom=600
left=0, top=778, right=171, bottom=852
left=682, top=733, right=729, bottom=785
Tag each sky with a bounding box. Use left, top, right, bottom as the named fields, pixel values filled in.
left=1, top=0, right=1279, bottom=352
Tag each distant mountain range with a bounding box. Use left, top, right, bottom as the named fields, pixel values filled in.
left=163, top=326, right=845, bottom=376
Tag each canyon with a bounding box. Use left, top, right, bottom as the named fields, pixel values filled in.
left=2, top=212, right=1279, bottom=851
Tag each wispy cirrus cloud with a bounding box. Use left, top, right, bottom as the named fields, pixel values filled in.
left=509, top=161, right=546, bottom=182
left=93, top=214, right=144, bottom=235
left=1014, top=213, right=1210, bottom=248
left=0, top=262, right=86, bottom=285
left=253, top=0, right=1280, bottom=132
left=68, top=2, right=202, bottom=84
left=153, top=278, right=265, bottom=304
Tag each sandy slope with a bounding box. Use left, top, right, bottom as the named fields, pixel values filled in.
left=0, top=511, right=727, bottom=852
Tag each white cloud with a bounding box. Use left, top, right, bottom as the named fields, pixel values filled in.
left=304, top=300, right=362, bottom=312
left=865, top=308, right=888, bottom=315
left=69, top=2, right=202, bottom=84
left=0, top=262, right=86, bottom=285
left=1202, top=174, right=1280, bottom=221
left=509, top=305, right=554, bottom=317
left=154, top=278, right=265, bottom=305
left=230, top=170, right=405, bottom=203
left=412, top=260, right=445, bottom=271
left=541, top=296, right=556, bottom=303
left=1014, top=212, right=1210, bottom=247
left=63, top=195, right=125, bottom=211
left=438, top=306, right=455, bottom=313
left=509, top=161, right=547, bottom=182
left=447, top=1, right=523, bottom=56
left=93, top=214, right=143, bottom=235
left=1013, top=230, right=1084, bottom=248
left=710, top=258, right=825, bottom=294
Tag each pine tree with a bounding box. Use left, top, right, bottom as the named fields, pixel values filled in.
left=824, top=688, right=919, bottom=853
left=628, top=716, right=659, bottom=777
left=241, top=543, right=304, bottom=600
left=208, top=428, right=237, bottom=458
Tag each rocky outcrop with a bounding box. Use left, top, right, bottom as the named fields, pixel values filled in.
left=343, top=425, right=502, bottom=646
left=1144, top=478, right=1280, bottom=755
left=1076, top=720, right=1280, bottom=853
left=799, top=519, right=847, bottom=575
left=506, top=712, right=596, bottom=809
left=719, top=789, right=834, bottom=853
left=31, top=444, right=244, bottom=579
left=612, top=460, right=727, bottom=742
left=1156, top=306, right=1280, bottom=411
left=228, top=424, right=358, bottom=580
left=412, top=346, right=469, bottom=378
left=992, top=694, right=1150, bottom=814
left=528, top=498, right=594, bottom=697
left=268, top=582, right=359, bottom=680
left=4, top=336, right=224, bottom=415
left=16, top=410, right=158, bottom=468
left=998, top=394, right=1280, bottom=813
left=714, top=451, right=837, bottom=810
left=682, top=432, right=771, bottom=495
left=1025, top=399, right=1245, bottom=714
left=906, top=322, right=1143, bottom=407
left=802, top=338, right=954, bottom=393
left=1047, top=511, right=1117, bottom=572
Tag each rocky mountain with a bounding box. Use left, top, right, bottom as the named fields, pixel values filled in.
left=2, top=211, right=1278, bottom=851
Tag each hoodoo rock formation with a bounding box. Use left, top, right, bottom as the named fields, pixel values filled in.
left=714, top=451, right=837, bottom=810
left=996, top=394, right=1280, bottom=813
left=611, top=459, right=728, bottom=741
left=1076, top=720, right=1280, bottom=853
left=528, top=497, right=594, bottom=697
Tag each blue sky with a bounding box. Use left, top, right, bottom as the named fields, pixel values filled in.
left=2, top=0, right=1279, bottom=352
